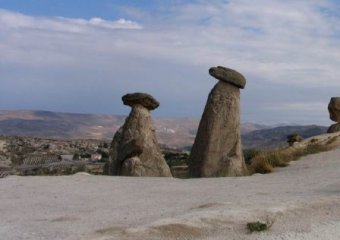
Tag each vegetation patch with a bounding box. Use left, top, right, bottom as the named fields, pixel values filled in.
left=163, top=151, right=189, bottom=167
left=247, top=221, right=272, bottom=233
left=247, top=143, right=332, bottom=174
left=326, top=136, right=338, bottom=145
left=287, top=134, right=303, bottom=146
left=248, top=156, right=273, bottom=174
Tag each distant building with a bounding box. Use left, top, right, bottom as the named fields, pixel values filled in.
left=91, top=153, right=102, bottom=161
left=23, top=154, right=61, bottom=166
left=0, top=140, right=6, bottom=152
left=60, top=155, right=73, bottom=161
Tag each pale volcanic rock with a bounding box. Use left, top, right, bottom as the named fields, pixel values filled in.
left=2, top=149, right=340, bottom=240
left=108, top=93, right=172, bottom=177
left=189, top=67, right=248, bottom=177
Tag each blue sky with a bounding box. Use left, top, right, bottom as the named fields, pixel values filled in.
left=1, top=0, right=340, bottom=125
left=0, top=0, right=177, bottom=20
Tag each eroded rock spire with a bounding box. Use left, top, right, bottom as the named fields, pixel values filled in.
left=189, top=66, right=248, bottom=177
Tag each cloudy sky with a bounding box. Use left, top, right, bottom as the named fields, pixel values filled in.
left=1, top=0, right=340, bottom=125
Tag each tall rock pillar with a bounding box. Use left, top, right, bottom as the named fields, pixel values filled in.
left=189, top=66, right=248, bottom=177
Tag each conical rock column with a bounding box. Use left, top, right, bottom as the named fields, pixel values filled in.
left=189, top=66, right=248, bottom=177
left=109, top=93, right=172, bottom=177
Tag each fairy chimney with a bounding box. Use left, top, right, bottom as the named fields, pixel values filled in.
left=108, top=93, right=172, bottom=177
left=189, top=66, right=248, bottom=177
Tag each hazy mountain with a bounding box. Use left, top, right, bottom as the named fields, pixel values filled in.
left=242, top=125, right=328, bottom=150
left=0, top=110, right=198, bottom=148
left=241, top=122, right=270, bottom=134
left=0, top=110, right=124, bottom=139
left=0, top=110, right=327, bottom=149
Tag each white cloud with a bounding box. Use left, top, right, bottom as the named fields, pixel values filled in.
left=0, top=9, right=142, bottom=33
left=59, top=16, right=143, bottom=30
left=0, top=1, right=340, bottom=124
left=114, top=0, right=340, bottom=87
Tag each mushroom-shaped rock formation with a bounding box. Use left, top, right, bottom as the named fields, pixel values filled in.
left=327, top=97, right=340, bottom=133
left=108, top=93, right=172, bottom=177
left=189, top=66, right=248, bottom=177
left=328, top=97, right=340, bottom=123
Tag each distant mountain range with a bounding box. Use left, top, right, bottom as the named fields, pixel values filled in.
left=242, top=125, right=328, bottom=149
left=0, top=110, right=327, bottom=150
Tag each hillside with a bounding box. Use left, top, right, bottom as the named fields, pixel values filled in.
left=0, top=110, right=125, bottom=139
left=0, top=110, right=327, bottom=149
left=0, top=110, right=268, bottom=148
left=242, top=125, right=328, bottom=149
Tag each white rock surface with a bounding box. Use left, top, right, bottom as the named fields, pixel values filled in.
left=1, top=149, right=340, bottom=240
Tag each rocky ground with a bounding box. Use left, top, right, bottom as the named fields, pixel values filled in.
left=1, top=148, right=340, bottom=240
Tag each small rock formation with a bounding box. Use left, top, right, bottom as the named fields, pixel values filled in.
left=189, top=66, right=248, bottom=177
left=328, top=97, right=340, bottom=122
left=327, top=97, right=340, bottom=133
left=108, top=93, right=172, bottom=177
left=287, top=134, right=303, bottom=146
left=328, top=124, right=340, bottom=133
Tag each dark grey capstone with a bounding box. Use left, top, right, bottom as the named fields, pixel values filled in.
left=122, top=93, right=159, bottom=110
left=209, top=66, right=246, bottom=89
